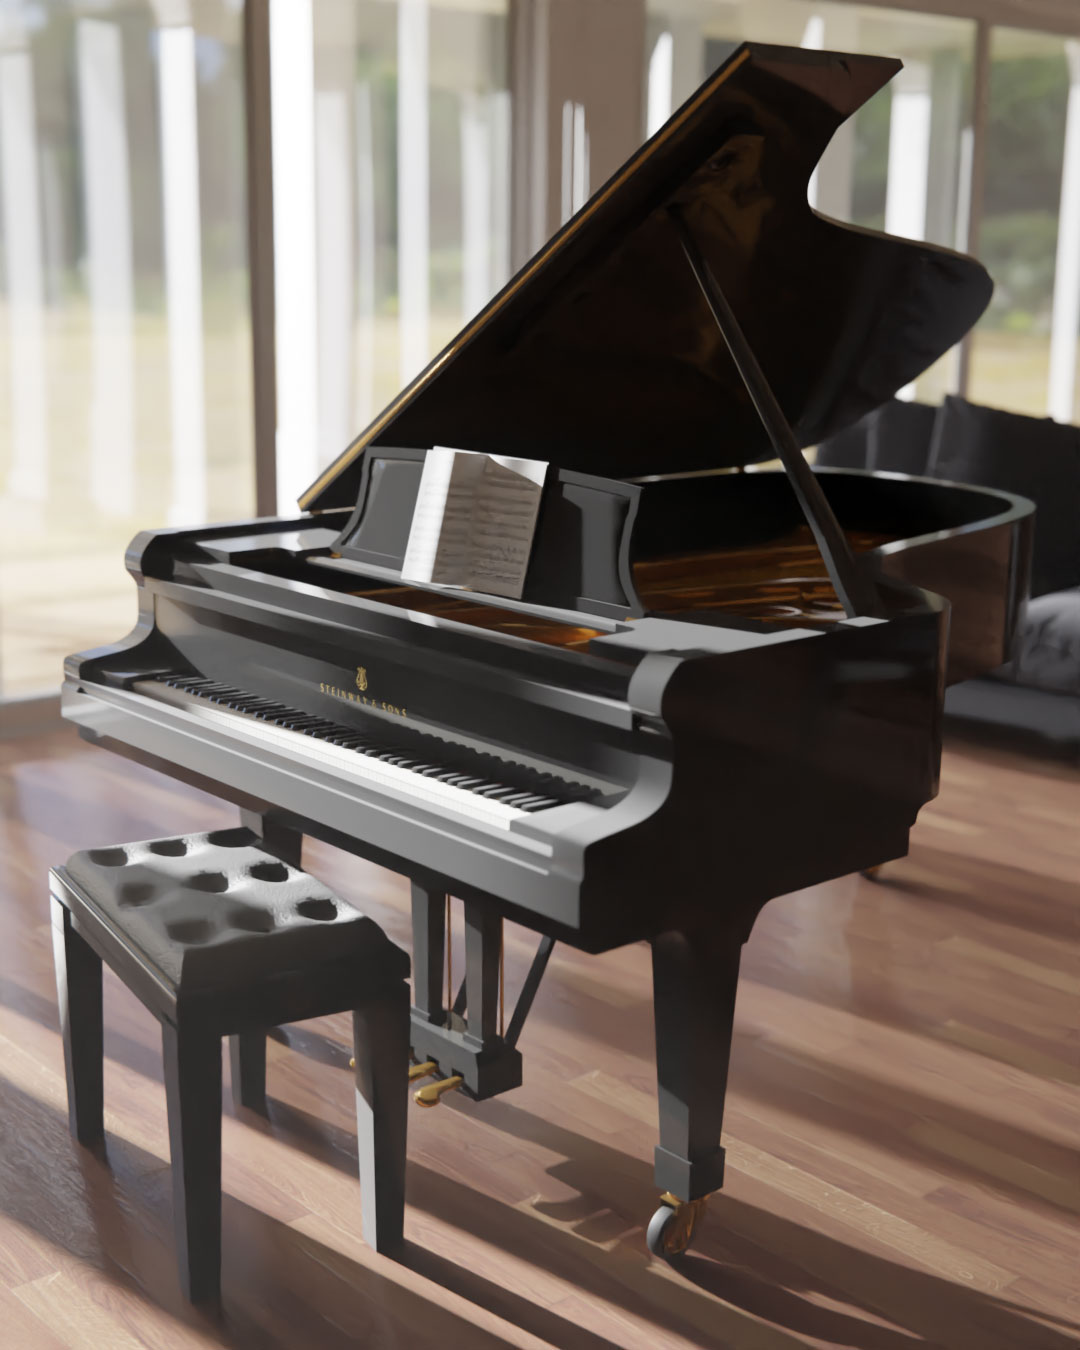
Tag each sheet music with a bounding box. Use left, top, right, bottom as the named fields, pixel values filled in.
left=401, top=447, right=548, bottom=599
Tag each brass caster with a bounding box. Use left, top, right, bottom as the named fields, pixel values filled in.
left=861, top=864, right=884, bottom=881
left=646, top=1192, right=709, bottom=1259
left=408, top=1060, right=438, bottom=1083
left=414, top=1075, right=463, bottom=1108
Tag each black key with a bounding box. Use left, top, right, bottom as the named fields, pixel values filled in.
left=301, top=721, right=338, bottom=737
left=152, top=672, right=577, bottom=809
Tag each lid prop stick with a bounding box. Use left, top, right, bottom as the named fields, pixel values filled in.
left=668, top=203, right=884, bottom=620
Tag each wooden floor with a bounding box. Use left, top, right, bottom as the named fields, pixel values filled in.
left=0, top=729, right=1076, bottom=1350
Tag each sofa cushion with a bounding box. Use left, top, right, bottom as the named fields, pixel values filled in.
left=927, top=396, right=1080, bottom=597
left=813, top=413, right=872, bottom=469
left=814, top=398, right=938, bottom=475
left=995, top=589, right=1080, bottom=696
left=867, top=398, right=938, bottom=475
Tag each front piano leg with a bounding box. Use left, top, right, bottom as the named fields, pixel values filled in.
left=648, top=924, right=744, bottom=1259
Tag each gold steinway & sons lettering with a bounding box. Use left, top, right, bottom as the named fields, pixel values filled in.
left=319, top=681, right=408, bottom=719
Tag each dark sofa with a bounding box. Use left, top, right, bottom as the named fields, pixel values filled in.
left=816, top=395, right=1080, bottom=757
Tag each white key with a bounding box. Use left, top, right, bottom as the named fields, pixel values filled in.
left=133, top=679, right=530, bottom=830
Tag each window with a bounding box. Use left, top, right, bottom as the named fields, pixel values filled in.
left=968, top=29, right=1080, bottom=421
left=0, top=1, right=253, bottom=699
left=271, top=0, right=511, bottom=508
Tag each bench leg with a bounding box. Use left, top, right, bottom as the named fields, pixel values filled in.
left=228, top=1032, right=267, bottom=1112
left=162, top=1022, right=222, bottom=1302
left=353, top=980, right=409, bottom=1254
left=51, top=898, right=104, bottom=1146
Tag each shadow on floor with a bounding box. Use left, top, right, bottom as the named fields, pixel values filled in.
left=2, top=978, right=1073, bottom=1349
left=244, top=1089, right=1076, bottom=1350
left=0, top=1075, right=610, bottom=1350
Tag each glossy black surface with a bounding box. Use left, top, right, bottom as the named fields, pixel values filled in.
left=302, top=42, right=991, bottom=511
left=64, top=467, right=1031, bottom=950
left=63, top=474, right=1030, bottom=1225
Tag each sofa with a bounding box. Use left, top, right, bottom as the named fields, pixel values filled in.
left=816, top=395, right=1080, bottom=758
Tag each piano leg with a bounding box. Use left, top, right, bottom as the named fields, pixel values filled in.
left=648, top=925, right=743, bottom=1259
left=229, top=811, right=304, bottom=1109
left=239, top=808, right=302, bottom=866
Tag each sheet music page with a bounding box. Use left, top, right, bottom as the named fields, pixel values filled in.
left=401, top=447, right=548, bottom=599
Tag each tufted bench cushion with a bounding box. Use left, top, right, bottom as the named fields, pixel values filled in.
left=63, top=827, right=408, bottom=993
left=51, top=824, right=411, bottom=1302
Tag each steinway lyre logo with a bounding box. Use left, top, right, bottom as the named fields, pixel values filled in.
left=318, top=666, right=406, bottom=719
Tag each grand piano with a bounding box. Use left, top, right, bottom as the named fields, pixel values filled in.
left=64, top=43, right=1033, bottom=1258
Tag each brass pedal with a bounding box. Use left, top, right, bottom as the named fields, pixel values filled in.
left=414, top=1074, right=462, bottom=1108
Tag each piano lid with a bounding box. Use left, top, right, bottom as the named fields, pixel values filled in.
left=300, top=42, right=992, bottom=513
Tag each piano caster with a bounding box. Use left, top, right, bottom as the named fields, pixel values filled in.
left=861, top=864, right=884, bottom=881
left=408, top=1059, right=438, bottom=1082
left=646, top=1192, right=709, bottom=1260
left=414, top=1074, right=463, bottom=1108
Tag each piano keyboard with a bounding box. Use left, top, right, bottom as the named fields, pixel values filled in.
left=135, top=673, right=596, bottom=830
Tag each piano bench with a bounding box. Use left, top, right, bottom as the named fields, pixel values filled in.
left=48, top=827, right=411, bottom=1304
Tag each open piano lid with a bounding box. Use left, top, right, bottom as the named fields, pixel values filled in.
left=300, top=42, right=992, bottom=514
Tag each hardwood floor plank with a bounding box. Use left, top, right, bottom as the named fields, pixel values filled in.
left=0, top=1282, right=69, bottom=1350
left=13, top=1268, right=219, bottom=1350
left=0, top=730, right=1076, bottom=1349
left=934, top=1018, right=1080, bottom=1086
